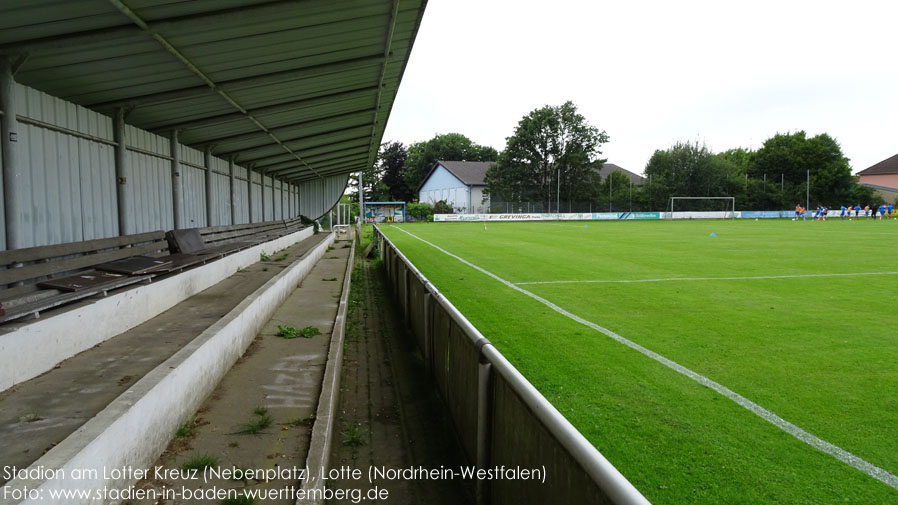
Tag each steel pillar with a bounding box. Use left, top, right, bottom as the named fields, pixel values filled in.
left=113, top=108, right=130, bottom=235
left=247, top=166, right=254, bottom=224
left=204, top=145, right=213, bottom=226
left=260, top=168, right=267, bottom=222
left=228, top=157, right=236, bottom=225
left=170, top=130, right=182, bottom=229
left=0, top=59, right=22, bottom=249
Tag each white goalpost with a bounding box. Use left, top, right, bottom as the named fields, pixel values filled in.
left=666, top=197, right=736, bottom=220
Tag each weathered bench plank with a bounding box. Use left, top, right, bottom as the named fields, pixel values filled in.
left=1, top=241, right=167, bottom=286
left=0, top=231, right=165, bottom=266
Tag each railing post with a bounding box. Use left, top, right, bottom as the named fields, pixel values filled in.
left=476, top=350, right=493, bottom=505
left=403, top=266, right=410, bottom=327
left=423, top=292, right=433, bottom=377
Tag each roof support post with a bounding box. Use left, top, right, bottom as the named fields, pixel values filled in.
left=113, top=107, right=130, bottom=236
left=170, top=130, right=183, bottom=229
left=204, top=145, right=214, bottom=227
left=273, top=177, right=278, bottom=219
left=1, top=59, right=23, bottom=250
left=228, top=156, right=236, bottom=225
left=246, top=166, right=254, bottom=224
left=260, top=168, right=267, bottom=222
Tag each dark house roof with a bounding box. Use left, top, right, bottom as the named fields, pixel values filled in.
left=417, top=160, right=495, bottom=192
left=857, top=153, right=898, bottom=176
left=596, top=163, right=645, bottom=185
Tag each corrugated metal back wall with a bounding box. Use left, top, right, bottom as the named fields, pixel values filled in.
left=1, top=83, right=348, bottom=249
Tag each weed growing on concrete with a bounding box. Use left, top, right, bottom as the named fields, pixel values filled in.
left=341, top=426, right=367, bottom=447
left=300, top=326, right=321, bottom=337
left=237, top=415, right=272, bottom=435
left=278, top=325, right=321, bottom=339
left=237, top=268, right=249, bottom=273
left=327, top=246, right=335, bottom=251
left=262, top=267, right=268, bottom=272
left=253, top=406, right=268, bottom=416
left=181, top=454, right=218, bottom=471
left=175, top=419, right=196, bottom=438
left=277, top=325, right=299, bottom=338
left=322, top=277, right=337, bottom=281
left=284, top=414, right=315, bottom=427
left=259, top=252, right=272, bottom=262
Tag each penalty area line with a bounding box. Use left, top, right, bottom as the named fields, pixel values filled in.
left=390, top=226, right=898, bottom=491
left=515, top=271, right=898, bottom=285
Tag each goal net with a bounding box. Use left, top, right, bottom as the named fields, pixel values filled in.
left=665, top=197, right=736, bottom=220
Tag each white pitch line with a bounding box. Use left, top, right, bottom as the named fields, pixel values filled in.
left=391, top=226, right=898, bottom=491
left=516, top=271, right=898, bottom=285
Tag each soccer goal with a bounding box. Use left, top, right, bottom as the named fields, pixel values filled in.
left=665, top=197, right=736, bottom=220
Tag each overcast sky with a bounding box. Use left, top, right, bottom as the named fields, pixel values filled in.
left=383, top=0, right=898, bottom=175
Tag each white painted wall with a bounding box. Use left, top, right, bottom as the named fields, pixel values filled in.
left=418, top=164, right=470, bottom=212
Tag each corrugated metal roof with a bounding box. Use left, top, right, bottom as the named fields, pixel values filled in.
left=0, top=0, right=427, bottom=183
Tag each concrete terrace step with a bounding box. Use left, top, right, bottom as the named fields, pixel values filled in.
left=129, top=241, right=355, bottom=505
left=0, top=232, right=337, bottom=504
left=0, top=227, right=317, bottom=392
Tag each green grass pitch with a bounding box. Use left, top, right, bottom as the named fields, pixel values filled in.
left=380, top=219, right=898, bottom=505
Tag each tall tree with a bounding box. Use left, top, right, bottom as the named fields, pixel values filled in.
left=749, top=131, right=855, bottom=206
left=377, top=141, right=410, bottom=201
left=402, top=133, right=498, bottom=197
left=485, top=101, right=608, bottom=207
left=643, top=141, right=743, bottom=209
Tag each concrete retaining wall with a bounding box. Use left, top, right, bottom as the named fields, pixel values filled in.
left=0, top=227, right=313, bottom=393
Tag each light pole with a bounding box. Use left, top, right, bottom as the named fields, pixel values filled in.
left=556, top=167, right=560, bottom=214
left=806, top=169, right=809, bottom=211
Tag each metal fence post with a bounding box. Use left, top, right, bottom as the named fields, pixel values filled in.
left=403, top=266, right=410, bottom=327
left=423, top=292, right=433, bottom=377
left=476, top=345, right=493, bottom=505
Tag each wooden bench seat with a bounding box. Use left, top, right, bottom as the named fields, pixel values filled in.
left=0, top=231, right=168, bottom=323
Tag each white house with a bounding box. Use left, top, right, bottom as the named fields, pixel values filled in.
left=417, top=160, right=495, bottom=213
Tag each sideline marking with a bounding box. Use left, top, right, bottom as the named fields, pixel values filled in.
left=391, top=226, right=898, bottom=491
left=516, top=271, right=898, bottom=285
